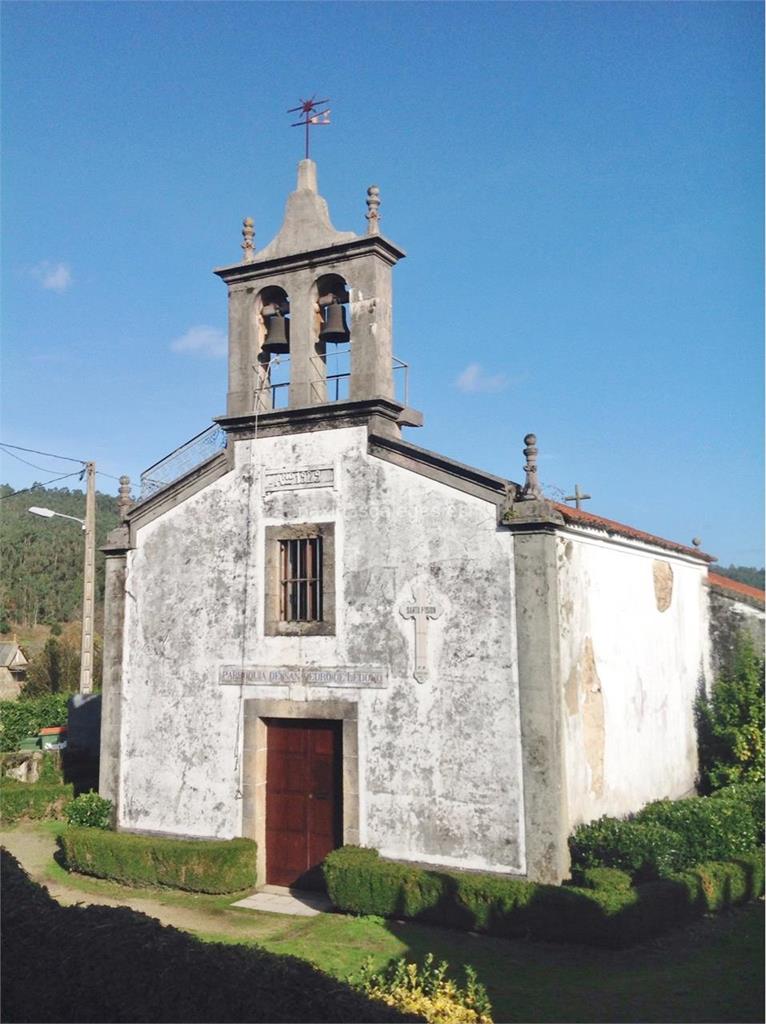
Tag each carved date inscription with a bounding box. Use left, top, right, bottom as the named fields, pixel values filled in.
left=264, top=466, right=334, bottom=493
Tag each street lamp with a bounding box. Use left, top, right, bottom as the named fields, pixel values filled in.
left=29, top=507, right=85, bottom=528
left=28, top=460, right=96, bottom=695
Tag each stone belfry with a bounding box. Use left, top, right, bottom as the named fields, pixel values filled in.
left=214, top=159, right=421, bottom=438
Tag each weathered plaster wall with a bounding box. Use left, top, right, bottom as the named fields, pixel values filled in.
left=119, top=425, right=525, bottom=873
left=557, top=533, right=710, bottom=829
left=708, top=589, right=765, bottom=678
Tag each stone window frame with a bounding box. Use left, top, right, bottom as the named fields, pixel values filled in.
left=264, top=522, right=335, bottom=636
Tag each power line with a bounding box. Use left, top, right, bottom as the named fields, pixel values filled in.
left=0, top=442, right=86, bottom=465
left=0, top=471, right=83, bottom=500
left=0, top=442, right=123, bottom=483
left=0, top=445, right=83, bottom=476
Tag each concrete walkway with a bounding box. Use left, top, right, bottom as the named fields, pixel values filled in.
left=232, top=884, right=332, bottom=917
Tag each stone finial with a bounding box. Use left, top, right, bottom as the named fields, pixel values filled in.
left=366, top=185, right=381, bottom=234
left=241, top=217, right=255, bottom=263
left=692, top=537, right=702, bottom=548
left=521, top=433, right=543, bottom=501
left=297, top=159, right=318, bottom=193
left=117, top=475, right=133, bottom=521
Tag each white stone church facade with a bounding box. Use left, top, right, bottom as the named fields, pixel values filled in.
left=100, top=161, right=715, bottom=885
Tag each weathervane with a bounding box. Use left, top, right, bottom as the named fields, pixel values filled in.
left=288, top=96, right=331, bottom=159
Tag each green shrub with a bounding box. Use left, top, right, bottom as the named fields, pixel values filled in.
left=711, top=782, right=765, bottom=841
left=696, top=633, right=765, bottom=791
left=0, top=695, right=69, bottom=753
left=60, top=827, right=257, bottom=894
left=323, top=845, right=765, bottom=950
left=0, top=780, right=74, bottom=824
left=38, top=752, right=65, bottom=784
left=636, top=796, right=759, bottom=865
left=65, top=791, right=112, bottom=829
left=568, top=816, right=684, bottom=879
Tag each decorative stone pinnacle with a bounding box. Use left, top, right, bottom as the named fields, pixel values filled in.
left=241, top=217, right=255, bottom=262
left=692, top=537, right=702, bottom=548
left=521, top=433, right=543, bottom=501
left=117, top=475, right=133, bottom=521
left=366, top=185, right=380, bottom=234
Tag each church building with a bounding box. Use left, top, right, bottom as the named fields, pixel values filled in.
left=100, top=159, right=720, bottom=886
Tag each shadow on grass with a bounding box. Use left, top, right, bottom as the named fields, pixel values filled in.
left=327, top=852, right=765, bottom=1023
left=0, top=850, right=421, bottom=1024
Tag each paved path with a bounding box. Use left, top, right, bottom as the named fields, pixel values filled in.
left=233, top=884, right=332, bottom=916
left=0, top=825, right=323, bottom=940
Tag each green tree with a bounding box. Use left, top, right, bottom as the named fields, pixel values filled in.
left=24, top=637, right=80, bottom=696
left=696, top=633, right=765, bottom=792
left=0, top=483, right=120, bottom=627
left=714, top=564, right=765, bottom=590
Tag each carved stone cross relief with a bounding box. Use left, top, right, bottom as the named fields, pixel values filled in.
left=399, top=585, right=443, bottom=683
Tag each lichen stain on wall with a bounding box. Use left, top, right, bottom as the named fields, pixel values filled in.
left=565, top=637, right=605, bottom=798
left=653, top=559, right=674, bottom=612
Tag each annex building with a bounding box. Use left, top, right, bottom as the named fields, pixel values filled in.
left=100, top=160, right=746, bottom=886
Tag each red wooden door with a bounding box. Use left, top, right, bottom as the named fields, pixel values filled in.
left=265, top=719, right=342, bottom=888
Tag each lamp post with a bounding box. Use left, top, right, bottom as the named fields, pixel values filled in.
left=28, top=460, right=96, bottom=695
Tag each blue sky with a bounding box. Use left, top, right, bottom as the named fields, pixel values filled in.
left=2, top=1, right=763, bottom=566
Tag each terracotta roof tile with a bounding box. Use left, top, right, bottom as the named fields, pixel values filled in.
left=707, top=572, right=765, bottom=605
left=551, top=502, right=716, bottom=562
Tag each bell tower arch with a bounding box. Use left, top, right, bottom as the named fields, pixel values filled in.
left=214, top=160, right=422, bottom=438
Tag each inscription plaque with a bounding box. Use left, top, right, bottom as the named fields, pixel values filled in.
left=264, top=466, right=334, bottom=493
left=219, top=665, right=387, bottom=688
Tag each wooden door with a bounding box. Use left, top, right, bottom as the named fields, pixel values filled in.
left=265, top=719, right=342, bottom=888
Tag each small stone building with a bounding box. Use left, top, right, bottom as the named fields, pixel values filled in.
left=101, top=161, right=724, bottom=886
left=0, top=642, right=28, bottom=700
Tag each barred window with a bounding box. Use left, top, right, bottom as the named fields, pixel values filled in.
left=279, top=537, right=323, bottom=622
left=265, top=522, right=334, bottom=636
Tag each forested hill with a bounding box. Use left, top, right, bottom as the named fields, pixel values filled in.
left=713, top=565, right=765, bottom=590
left=0, top=484, right=120, bottom=628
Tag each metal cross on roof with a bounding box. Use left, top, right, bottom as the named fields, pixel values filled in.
left=565, top=483, right=592, bottom=510
left=288, top=96, right=331, bottom=159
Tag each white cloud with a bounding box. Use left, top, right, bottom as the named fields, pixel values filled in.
left=455, top=362, right=508, bottom=394
left=170, top=325, right=227, bottom=358
left=31, top=261, right=73, bottom=293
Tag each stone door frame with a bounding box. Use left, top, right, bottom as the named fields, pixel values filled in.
left=242, top=697, right=360, bottom=888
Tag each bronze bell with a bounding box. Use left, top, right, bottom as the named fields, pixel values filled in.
left=319, top=301, right=350, bottom=343
left=262, top=311, right=289, bottom=355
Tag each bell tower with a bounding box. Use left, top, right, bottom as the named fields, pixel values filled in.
left=214, top=160, right=422, bottom=439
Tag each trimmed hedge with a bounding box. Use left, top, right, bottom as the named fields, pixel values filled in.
left=60, top=827, right=257, bottom=894
left=635, top=796, right=760, bottom=864
left=568, top=817, right=685, bottom=879
left=323, top=846, right=765, bottom=949
left=571, top=866, right=633, bottom=892
left=0, top=695, right=69, bottom=753
left=0, top=780, right=74, bottom=824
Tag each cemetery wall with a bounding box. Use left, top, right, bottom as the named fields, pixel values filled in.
left=557, top=531, right=710, bottom=830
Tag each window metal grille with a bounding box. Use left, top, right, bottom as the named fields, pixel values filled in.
left=279, top=537, right=323, bottom=622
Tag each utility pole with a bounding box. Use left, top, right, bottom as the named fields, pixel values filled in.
left=79, top=461, right=96, bottom=695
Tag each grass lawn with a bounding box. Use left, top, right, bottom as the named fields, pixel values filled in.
left=3, top=821, right=764, bottom=1023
